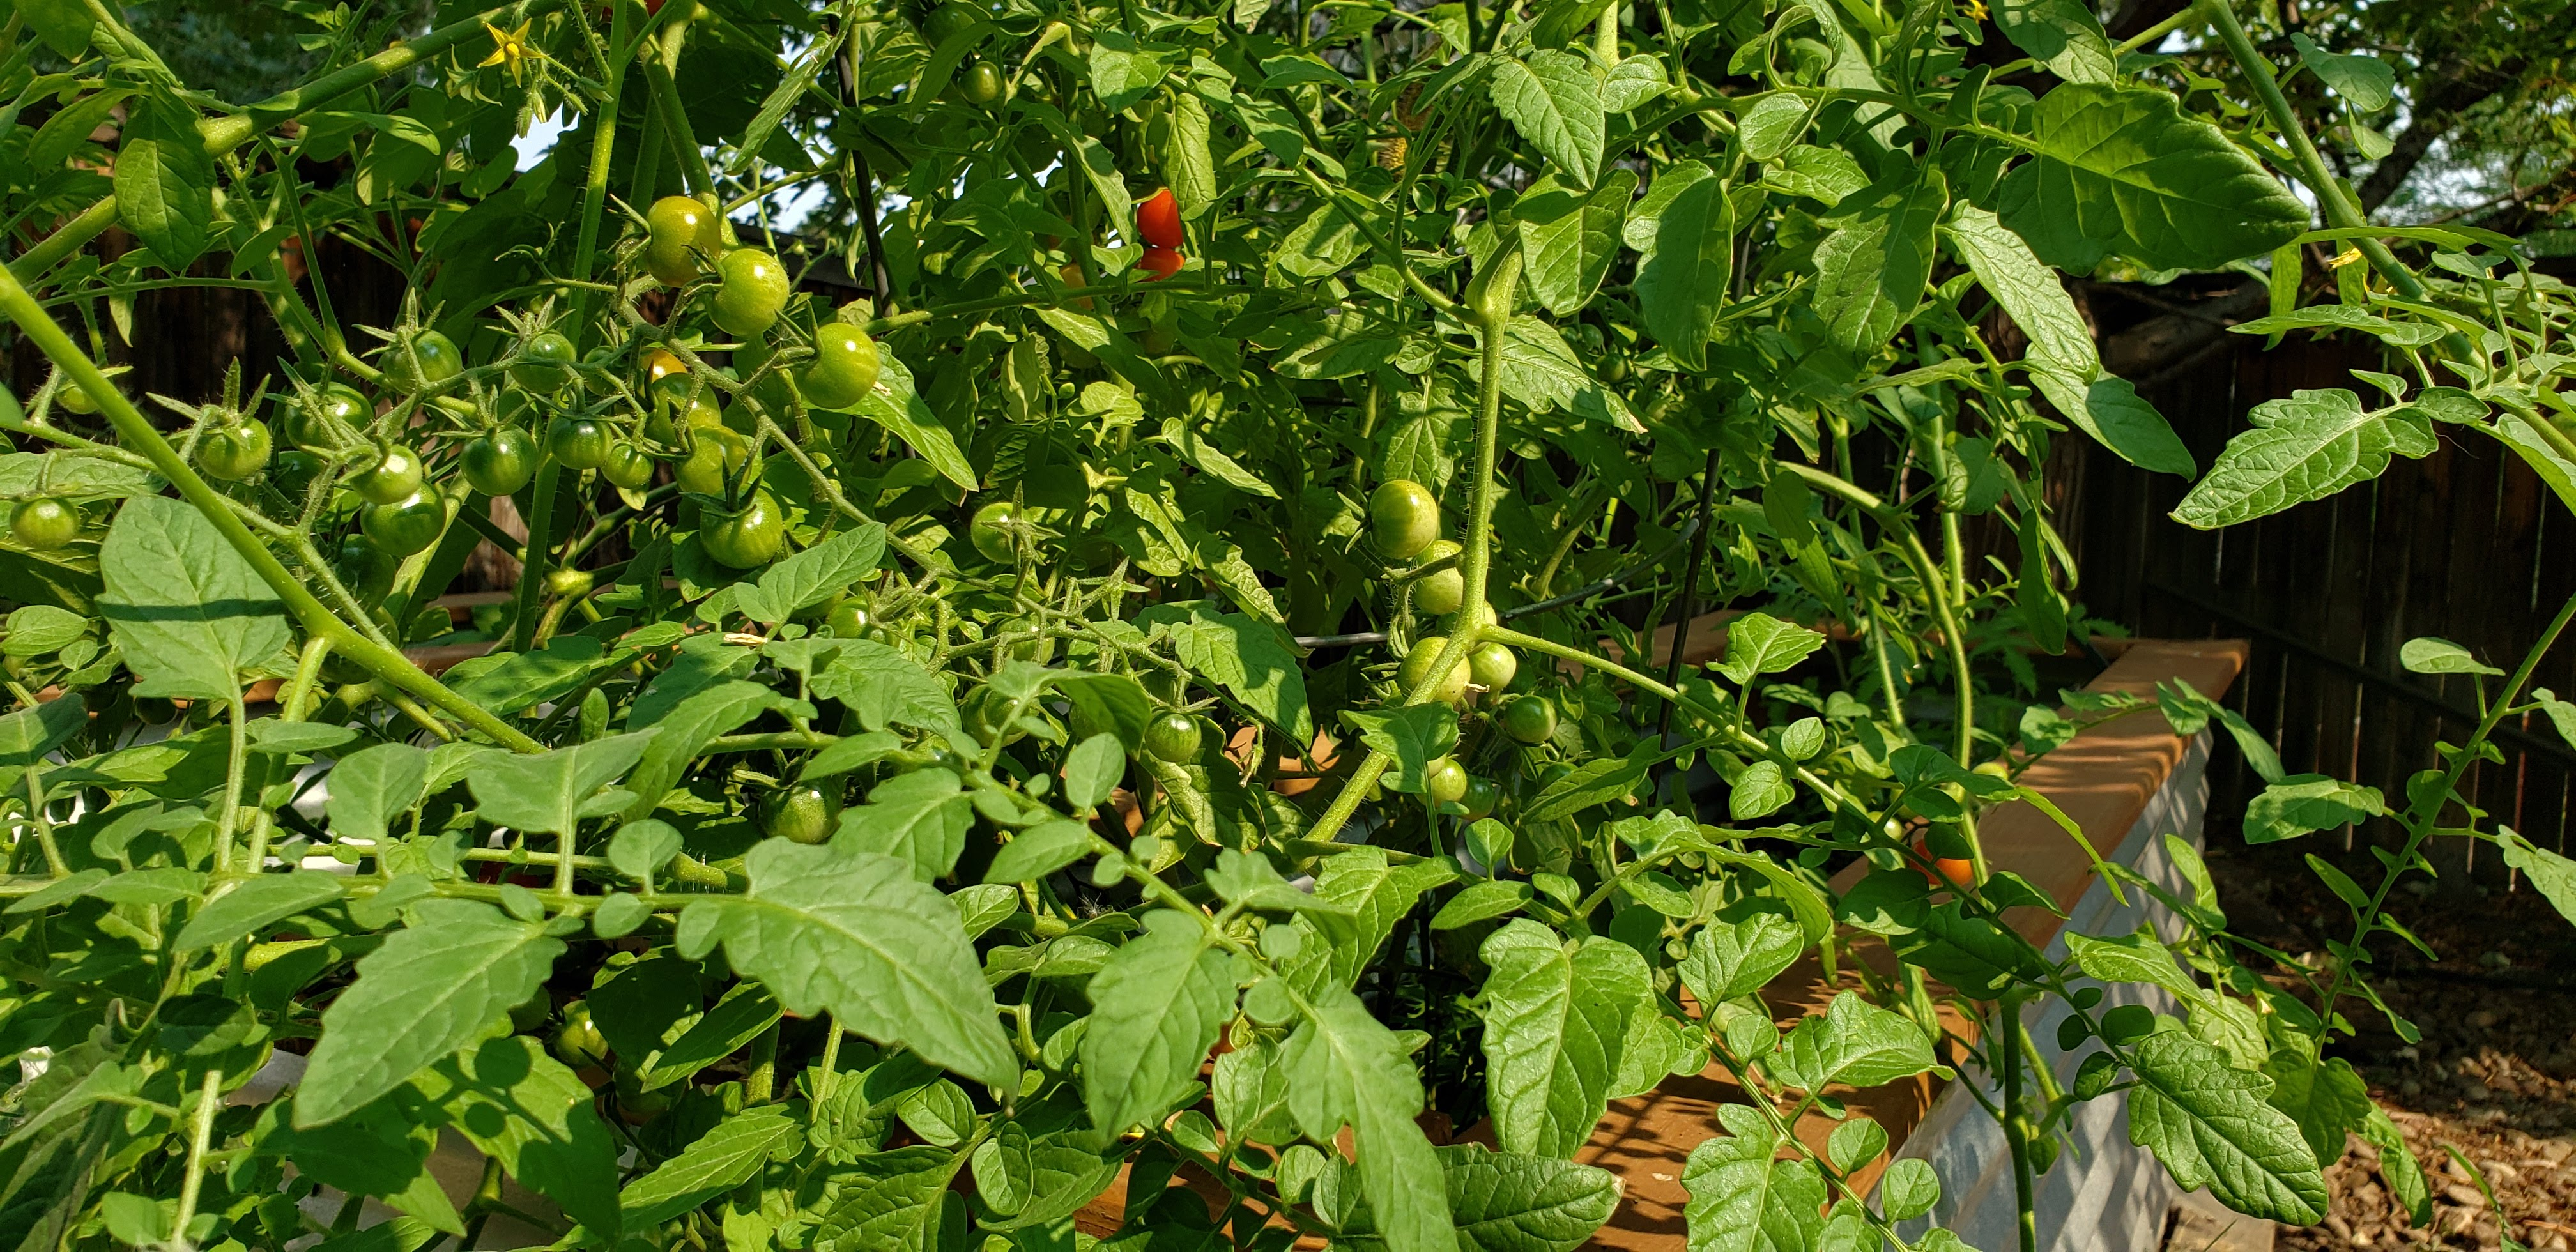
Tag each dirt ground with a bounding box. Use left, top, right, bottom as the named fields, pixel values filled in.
left=2200, top=829, right=2576, bottom=1251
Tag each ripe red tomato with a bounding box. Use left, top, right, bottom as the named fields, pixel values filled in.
left=1137, top=246, right=1184, bottom=281
left=1137, top=188, right=1183, bottom=250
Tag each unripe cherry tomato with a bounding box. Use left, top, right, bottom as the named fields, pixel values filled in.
left=1137, top=188, right=1183, bottom=250
left=1413, top=539, right=1465, bottom=615
left=55, top=381, right=98, bottom=415
left=969, top=500, right=1020, bottom=563
left=1459, top=776, right=1499, bottom=820
left=197, top=418, right=272, bottom=481
left=922, top=1, right=978, bottom=43
left=10, top=498, right=80, bottom=550
left=642, top=347, right=689, bottom=397
left=1468, top=641, right=1517, bottom=692
left=601, top=440, right=656, bottom=490
left=1498, top=694, right=1557, bottom=744
left=1424, top=756, right=1470, bottom=806
left=383, top=330, right=464, bottom=392
left=511, top=330, right=578, bottom=392
left=1137, top=245, right=1184, bottom=280
left=337, top=535, right=395, bottom=601
left=548, top=416, right=611, bottom=471
left=673, top=425, right=753, bottom=496
left=1368, top=480, right=1441, bottom=559
left=550, top=1000, right=610, bottom=1069
left=463, top=427, right=538, bottom=496
left=360, top=491, right=447, bottom=557
left=271, top=450, right=325, bottom=498
left=801, top=323, right=882, bottom=409
left=644, top=195, right=723, bottom=287
left=546, top=567, right=595, bottom=598
left=702, top=491, right=786, bottom=568
left=760, top=784, right=842, bottom=844
left=285, top=384, right=369, bottom=450
left=1399, top=636, right=1471, bottom=705
left=1144, top=713, right=1203, bottom=764
left=960, top=59, right=1004, bottom=106
left=712, top=249, right=790, bottom=337
left=351, top=444, right=425, bottom=506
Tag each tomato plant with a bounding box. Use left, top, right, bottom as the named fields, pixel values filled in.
left=0, top=4, right=2567, bottom=1252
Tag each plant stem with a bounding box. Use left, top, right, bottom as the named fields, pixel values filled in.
left=164, top=1067, right=223, bottom=1252
left=1999, top=989, right=2036, bottom=1252
left=0, top=263, right=541, bottom=752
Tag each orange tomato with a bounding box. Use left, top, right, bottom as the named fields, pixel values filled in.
left=1136, top=188, right=1183, bottom=250
left=1138, top=246, right=1184, bottom=281
left=1912, top=839, right=1976, bottom=890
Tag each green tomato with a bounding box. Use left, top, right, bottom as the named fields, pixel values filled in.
left=336, top=535, right=396, bottom=602
left=601, top=439, right=656, bottom=490
left=546, top=567, right=595, bottom=598
left=197, top=419, right=272, bottom=481
left=959, top=59, right=1004, bottom=106
left=511, top=330, right=578, bottom=392
left=645, top=195, right=723, bottom=287
left=1144, top=712, right=1203, bottom=764
left=969, top=500, right=1021, bottom=563
left=801, top=323, right=882, bottom=409
left=1459, top=775, right=1499, bottom=820
left=462, top=427, right=538, bottom=496
left=382, top=330, right=464, bottom=392
left=55, top=380, right=98, bottom=415
left=270, top=449, right=325, bottom=499
left=1423, top=756, right=1469, bottom=807
left=711, top=248, right=790, bottom=337
left=1397, top=636, right=1471, bottom=705
left=825, top=599, right=871, bottom=639
left=360, top=491, right=447, bottom=558
left=1368, top=479, right=1441, bottom=560
left=10, top=497, right=79, bottom=550
left=673, top=425, right=754, bottom=496
left=548, top=416, right=611, bottom=470
left=549, top=1001, right=611, bottom=1069
left=284, top=383, right=369, bottom=450
left=1468, top=641, right=1517, bottom=692
left=351, top=445, right=425, bottom=505
left=760, top=784, right=843, bottom=844
left=613, top=1068, right=677, bottom=1123
left=1498, top=693, right=1558, bottom=744
left=922, top=1, right=979, bottom=43
left=1413, top=539, right=1464, bottom=615
left=702, top=491, right=786, bottom=569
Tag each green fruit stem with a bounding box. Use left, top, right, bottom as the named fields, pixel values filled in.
left=0, top=261, right=543, bottom=756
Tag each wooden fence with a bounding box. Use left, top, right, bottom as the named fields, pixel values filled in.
left=2055, top=329, right=2576, bottom=884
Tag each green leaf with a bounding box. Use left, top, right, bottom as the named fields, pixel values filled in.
left=2498, top=828, right=2576, bottom=928
left=632, top=984, right=785, bottom=1091
left=1633, top=163, right=1734, bottom=371
left=1290, top=848, right=1459, bottom=991
left=1827, top=1117, right=1887, bottom=1173
left=2397, top=636, right=2500, bottom=676
left=323, top=744, right=431, bottom=843
left=1061, top=734, right=1124, bottom=811
left=467, top=731, right=659, bottom=836
left=1524, top=751, right=1650, bottom=823
left=296, top=899, right=565, bottom=1127
left=1432, top=880, right=1535, bottom=930
left=2125, top=1032, right=2328, bottom=1223
left=1491, top=50, right=1604, bottom=187
left=682, top=842, right=1016, bottom=1088
left=1681, top=1120, right=1828, bottom=1252
left=625, top=682, right=803, bottom=820
left=1713, top=611, right=1827, bottom=685
left=2065, top=927, right=2201, bottom=996
left=2292, top=34, right=2396, bottom=111
left=834, top=768, right=975, bottom=881
left=1772, top=991, right=1938, bottom=1092
left=1758, top=144, right=1869, bottom=207
left=1278, top=199, right=1370, bottom=280
left=174, top=871, right=344, bottom=951
left=1281, top=986, right=1459, bottom=1252
left=98, top=496, right=290, bottom=700
left=2028, top=370, right=2199, bottom=478
left=1087, top=28, right=1172, bottom=114
left=1726, top=761, right=1794, bottom=820
left=1347, top=703, right=1462, bottom=794
left=2359, top=1105, right=2432, bottom=1226
left=1880, top=1157, right=1940, bottom=1221
left=853, top=352, right=977, bottom=491
left=1082, top=910, right=1235, bottom=1133
left=2262, top=1046, right=2373, bottom=1170
left=1949, top=206, right=2097, bottom=376
left=808, top=1145, right=964, bottom=1252
left=114, top=96, right=213, bottom=270
left=1162, top=89, right=1218, bottom=215
left=811, top=640, right=960, bottom=733
left=2244, top=774, right=2386, bottom=843
left=1475, top=920, right=1649, bottom=1157
left=1736, top=95, right=1807, bottom=162
left=986, top=819, right=1096, bottom=885
left=447, top=636, right=627, bottom=717
left=1516, top=170, right=1634, bottom=316
left=732, top=524, right=886, bottom=624
left=1993, top=0, right=2114, bottom=83
left=1168, top=610, right=1314, bottom=743
left=2172, top=389, right=2434, bottom=528
left=0, top=693, right=84, bottom=767
left=2230, top=304, right=2442, bottom=348
left=1811, top=168, right=1947, bottom=356
left=408, top=1036, right=623, bottom=1239
left=619, top=1104, right=801, bottom=1226
left=1435, top=1145, right=1621, bottom=1252
left=1678, top=912, right=1805, bottom=1005
left=1998, top=84, right=2312, bottom=273
left=19, top=0, right=95, bottom=56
